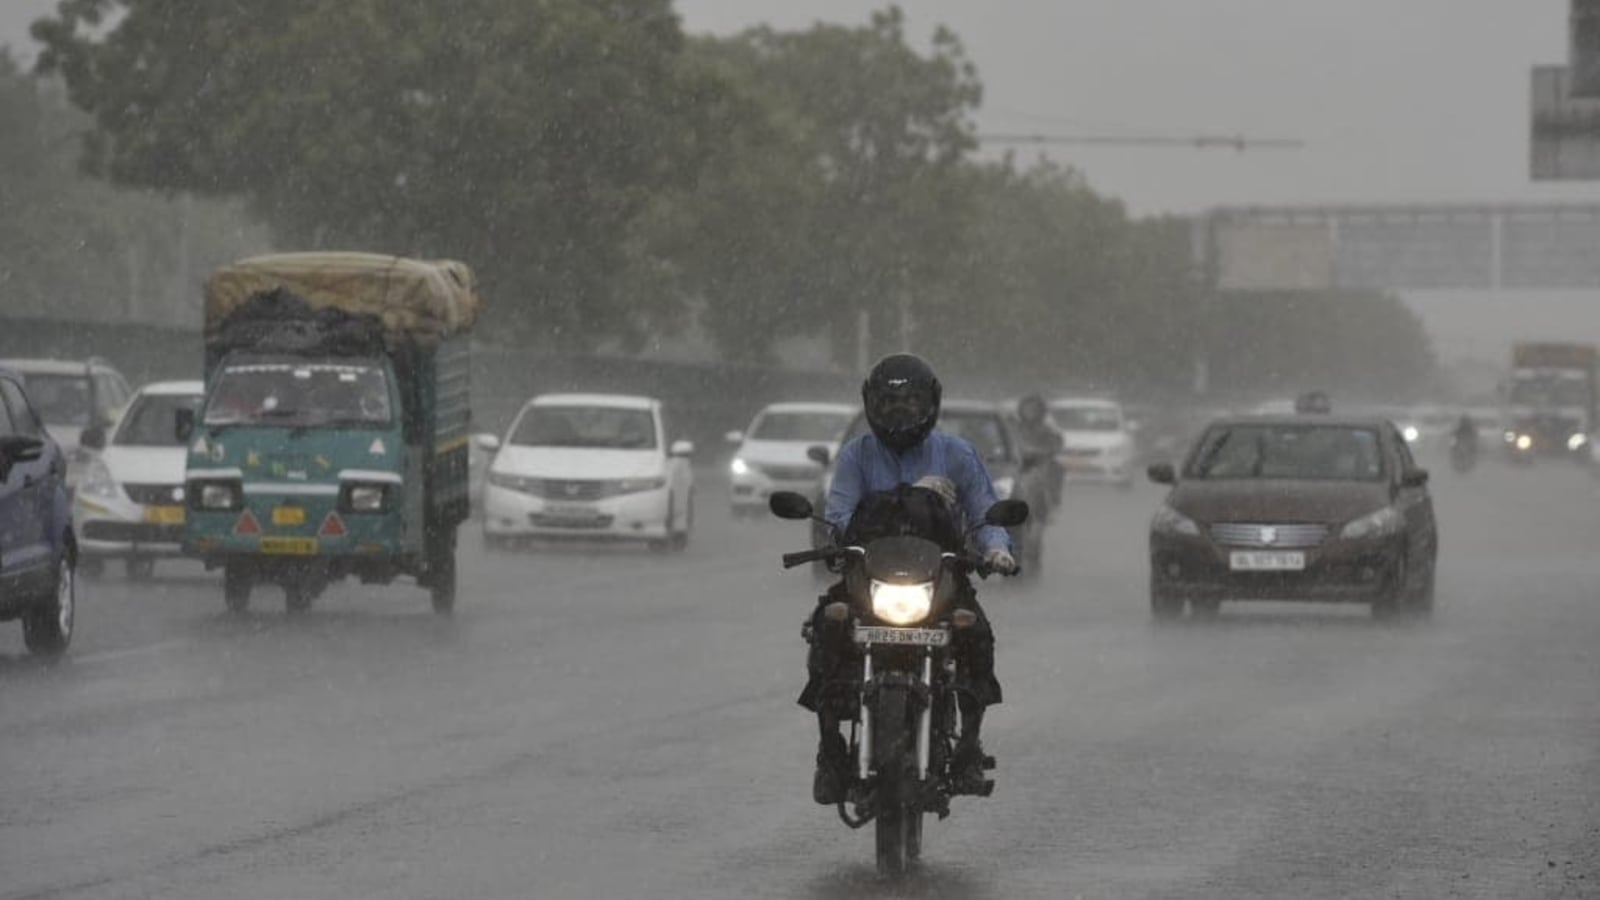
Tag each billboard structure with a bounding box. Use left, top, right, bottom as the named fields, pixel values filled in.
left=1532, top=65, right=1600, bottom=181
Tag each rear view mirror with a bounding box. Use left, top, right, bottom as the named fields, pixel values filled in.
left=984, top=498, right=1029, bottom=528
left=724, top=430, right=744, bottom=445
left=670, top=440, right=695, bottom=458
left=174, top=407, right=195, bottom=443
left=769, top=491, right=815, bottom=520
left=0, top=435, right=45, bottom=465
left=473, top=433, right=501, bottom=453
left=805, top=445, right=831, bottom=466
left=1147, top=463, right=1176, bottom=484
left=1401, top=468, right=1429, bottom=488
left=79, top=425, right=107, bottom=451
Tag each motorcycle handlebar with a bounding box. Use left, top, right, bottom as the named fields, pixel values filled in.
left=781, top=548, right=836, bottom=569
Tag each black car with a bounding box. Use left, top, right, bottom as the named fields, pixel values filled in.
left=0, top=367, right=77, bottom=656
left=1147, top=416, right=1437, bottom=621
left=808, top=400, right=1049, bottom=575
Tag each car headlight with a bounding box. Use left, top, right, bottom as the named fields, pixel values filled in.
left=1569, top=433, right=1589, bottom=451
left=192, top=480, right=242, bottom=511
left=730, top=457, right=750, bottom=476
left=343, top=483, right=389, bottom=513
left=1151, top=505, right=1201, bottom=537
left=1515, top=434, right=1533, bottom=451
left=488, top=471, right=533, bottom=492
left=871, top=580, right=934, bottom=626
left=78, top=459, right=122, bottom=502
left=1402, top=426, right=1420, bottom=443
left=1340, top=507, right=1402, bottom=540
left=616, top=476, right=668, bottom=494
left=992, top=476, right=1015, bottom=500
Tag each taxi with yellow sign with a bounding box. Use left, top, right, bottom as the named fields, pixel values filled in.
left=74, top=380, right=204, bottom=580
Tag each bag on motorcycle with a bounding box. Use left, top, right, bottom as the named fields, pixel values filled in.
left=843, top=484, right=965, bottom=553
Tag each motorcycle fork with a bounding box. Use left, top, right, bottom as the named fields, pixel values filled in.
left=855, top=650, right=937, bottom=782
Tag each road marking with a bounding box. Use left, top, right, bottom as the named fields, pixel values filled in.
left=74, top=638, right=190, bottom=666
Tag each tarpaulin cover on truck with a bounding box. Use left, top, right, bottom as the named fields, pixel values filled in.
left=204, top=252, right=481, bottom=345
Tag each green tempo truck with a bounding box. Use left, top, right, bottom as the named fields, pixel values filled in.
left=180, top=252, right=479, bottom=614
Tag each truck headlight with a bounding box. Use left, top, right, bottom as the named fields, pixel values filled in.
left=193, top=481, right=242, bottom=511
left=871, top=580, right=934, bottom=626
left=343, top=483, right=390, bottom=513
left=1151, top=505, right=1201, bottom=537
left=1341, top=507, right=1402, bottom=540
left=1516, top=434, right=1533, bottom=451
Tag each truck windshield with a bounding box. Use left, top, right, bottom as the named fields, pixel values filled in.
left=203, top=362, right=393, bottom=428
left=1509, top=375, right=1589, bottom=408
left=511, top=406, right=657, bottom=449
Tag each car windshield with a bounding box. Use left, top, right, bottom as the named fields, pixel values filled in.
left=114, top=393, right=203, bottom=446
left=512, top=406, right=656, bottom=449
left=1509, top=375, right=1589, bottom=408
left=941, top=412, right=1013, bottom=463
left=203, top=361, right=392, bottom=428
left=1052, top=405, right=1121, bottom=432
left=1187, top=424, right=1386, bottom=482
left=20, top=373, right=91, bottom=426
left=749, top=411, right=851, bottom=442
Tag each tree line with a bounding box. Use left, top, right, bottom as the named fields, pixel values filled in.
left=12, top=1, right=1434, bottom=397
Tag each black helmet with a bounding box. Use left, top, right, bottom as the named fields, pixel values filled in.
left=862, top=353, right=942, bottom=453
left=1295, top=390, right=1332, bottom=415
left=1018, top=393, right=1047, bottom=424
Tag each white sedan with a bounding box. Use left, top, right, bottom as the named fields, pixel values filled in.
left=480, top=394, right=695, bottom=550
left=726, top=401, right=854, bottom=516
left=1049, top=397, right=1135, bottom=486
left=73, top=380, right=205, bottom=579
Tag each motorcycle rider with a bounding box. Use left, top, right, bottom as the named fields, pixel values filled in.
left=1014, top=393, right=1065, bottom=516
left=801, top=353, right=1017, bottom=805
left=1451, top=413, right=1479, bottom=460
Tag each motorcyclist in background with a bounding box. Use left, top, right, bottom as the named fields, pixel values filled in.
left=1014, top=393, right=1065, bottom=516
left=801, top=353, right=1017, bottom=805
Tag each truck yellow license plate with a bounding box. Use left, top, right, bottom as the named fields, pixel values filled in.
left=259, top=537, right=318, bottom=555
left=272, top=507, right=306, bottom=526
left=142, top=505, right=185, bottom=525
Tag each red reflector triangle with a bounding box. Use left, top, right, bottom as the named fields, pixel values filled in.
left=235, top=510, right=261, bottom=536
left=319, top=512, right=347, bottom=537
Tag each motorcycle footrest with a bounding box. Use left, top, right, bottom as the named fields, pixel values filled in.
left=980, top=755, right=996, bottom=771
left=975, top=778, right=995, bottom=798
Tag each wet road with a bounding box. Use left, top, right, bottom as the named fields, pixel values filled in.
left=2, top=460, right=1597, bottom=899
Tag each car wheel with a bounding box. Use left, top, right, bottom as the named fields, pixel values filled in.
left=126, top=558, right=155, bottom=581
left=669, top=493, right=693, bottom=552
left=1150, top=577, right=1186, bottom=622
left=1405, top=557, right=1436, bottom=621
left=223, top=565, right=252, bottom=614
left=1189, top=596, right=1221, bottom=620
left=1372, top=556, right=1406, bottom=621
left=23, top=553, right=75, bottom=658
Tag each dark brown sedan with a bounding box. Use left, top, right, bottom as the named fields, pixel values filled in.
left=1146, top=416, right=1437, bottom=621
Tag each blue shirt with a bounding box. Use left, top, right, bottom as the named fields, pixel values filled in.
left=825, top=430, right=1013, bottom=555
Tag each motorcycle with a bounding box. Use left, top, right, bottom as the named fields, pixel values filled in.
left=769, top=489, right=1029, bottom=877
left=1450, top=434, right=1478, bottom=474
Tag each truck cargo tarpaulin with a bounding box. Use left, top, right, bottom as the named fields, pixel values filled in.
left=204, top=252, right=482, bottom=345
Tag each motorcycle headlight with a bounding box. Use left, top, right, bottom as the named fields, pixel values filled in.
left=1341, top=506, right=1402, bottom=540
left=871, top=580, right=934, bottom=626
left=616, top=476, right=668, bottom=494
left=992, top=476, right=1015, bottom=500
left=78, top=459, right=122, bottom=502
left=729, top=457, right=749, bottom=476
left=1151, top=505, right=1201, bottom=537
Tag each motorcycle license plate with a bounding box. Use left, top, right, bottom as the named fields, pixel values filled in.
left=853, top=626, right=949, bottom=647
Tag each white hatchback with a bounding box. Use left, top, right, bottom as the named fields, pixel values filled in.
left=726, top=401, right=854, bottom=516
left=480, top=394, right=695, bottom=550
left=1049, top=397, right=1135, bottom=486
left=73, top=380, right=205, bottom=578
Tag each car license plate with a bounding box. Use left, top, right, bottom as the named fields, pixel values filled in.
left=142, top=505, right=185, bottom=525
left=852, top=626, right=950, bottom=647
left=260, top=537, right=318, bottom=555
left=544, top=502, right=600, bottom=520
left=272, top=506, right=307, bottom=527
left=1230, top=551, right=1306, bottom=572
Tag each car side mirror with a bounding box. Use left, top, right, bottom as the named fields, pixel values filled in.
left=984, top=498, right=1030, bottom=528
left=670, top=439, right=695, bottom=458
left=174, top=408, right=195, bottom=443
left=724, top=430, right=744, bottom=445
left=1401, top=469, right=1429, bottom=488
left=0, top=435, right=45, bottom=476
left=79, top=425, right=107, bottom=451
left=769, top=490, right=815, bottom=520
left=474, top=433, right=501, bottom=453
left=1147, top=462, right=1176, bottom=485
left=805, top=445, right=831, bottom=466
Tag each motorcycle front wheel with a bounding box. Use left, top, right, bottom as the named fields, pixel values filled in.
left=872, top=684, right=920, bottom=878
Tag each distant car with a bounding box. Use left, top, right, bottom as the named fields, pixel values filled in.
left=74, top=380, right=204, bottom=579
left=726, top=401, right=854, bottom=516
left=1, top=357, right=133, bottom=489
left=1048, top=397, right=1134, bottom=486
left=810, top=400, right=1048, bottom=574
left=480, top=394, right=695, bottom=551
left=0, top=366, right=76, bottom=656
left=1147, top=415, right=1437, bottom=622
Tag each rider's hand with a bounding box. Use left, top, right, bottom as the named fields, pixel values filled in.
left=984, top=548, right=1018, bottom=576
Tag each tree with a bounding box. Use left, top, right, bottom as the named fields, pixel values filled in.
left=33, top=0, right=720, bottom=347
